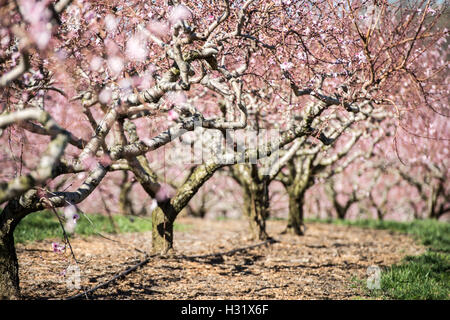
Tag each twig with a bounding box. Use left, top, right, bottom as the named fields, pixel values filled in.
left=65, top=254, right=157, bottom=300
left=64, top=238, right=277, bottom=300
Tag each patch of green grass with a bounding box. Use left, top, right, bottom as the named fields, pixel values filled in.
left=349, top=275, right=365, bottom=289
left=375, top=252, right=450, bottom=300
left=14, top=210, right=62, bottom=243
left=308, top=218, right=450, bottom=300
left=14, top=210, right=190, bottom=244
left=267, top=216, right=287, bottom=221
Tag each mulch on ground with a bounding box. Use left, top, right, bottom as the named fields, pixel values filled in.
left=17, top=217, right=425, bottom=299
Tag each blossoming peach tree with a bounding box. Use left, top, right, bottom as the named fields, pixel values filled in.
left=0, top=0, right=447, bottom=298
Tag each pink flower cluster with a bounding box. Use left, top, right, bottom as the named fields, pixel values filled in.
left=19, top=0, right=52, bottom=50
left=64, top=205, right=80, bottom=233
left=52, top=242, right=66, bottom=253
left=168, top=4, right=192, bottom=25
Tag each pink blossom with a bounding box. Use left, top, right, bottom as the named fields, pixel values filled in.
left=280, top=61, right=294, bottom=71
left=134, top=72, right=155, bottom=89
left=84, top=10, right=96, bottom=23
left=20, top=0, right=51, bottom=25
left=126, top=34, right=148, bottom=62
left=155, top=183, right=172, bottom=202
left=104, top=38, right=121, bottom=56
left=64, top=205, right=77, bottom=219
left=356, top=51, right=367, bottom=63
left=104, top=14, right=118, bottom=33
left=167, top=91, right=187, bottom=106
left=11, top=52, right=21, bottom=65
left=167, top=109, right=179, bottom=121
left=52, top=242, right=65, bottom=253
left=64, top=205, right=79, bottom=233
left=35, top=29, right=51, bottom=49
left=147, top=20, right=170, bottom=38
left=427, top=8, right=436, bottom=16
left=149, top=199, right=158, bottom=212
left=77, top=172, right=87, bottom=181
left=55, top=49, right=68, bottom=62
left=169, top=4, right=192, bottom=25
left=90, top=56, right=103, bottom=71
left=19, top=0, right=52, bottom=49
left=107, top=56, right=123, bottom=76
left=98, top=88, right=112, bottom=104
left=119, top=78, right=132, bottom=91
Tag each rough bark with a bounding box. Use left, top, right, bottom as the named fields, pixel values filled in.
left=150, top=161, right=223, bottom=253
left=427, top=185, right=438, bottom=219
left=0, top=197, right=36, bottom=299
left=151, top=206, right=174, bottom=254
left=284, top=187, right=305, bottom=235
left=125, top=156, right=171, bottom=254
left=375, top=207, right=384, bottom=221
left=119, top=172, right=135, bottom=216
left=243, top=184, right=270, bottom=240
left=0, top=226, right=19, bottom=300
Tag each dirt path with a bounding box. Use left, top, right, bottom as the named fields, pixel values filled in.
left=16, top=217, right=425, bottom=299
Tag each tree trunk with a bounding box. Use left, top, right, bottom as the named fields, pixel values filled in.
left=375, top=207, right=384, bottom=221
left=0, top=199, right=32, bottom=299
left=0, top=227, right=20, bottom=300
left=151, top=207, right=174, bottom=254
left=137, top=160, right=222, bottom=255
left=336, top=205, right=346, bottom=220
left=284, top=188, right=305, bottom=235
left=427, top=185, right=439, bottom=219
left=119, top=172, right=135, bottom=216
left=243, top=185, right=270, bottom=240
